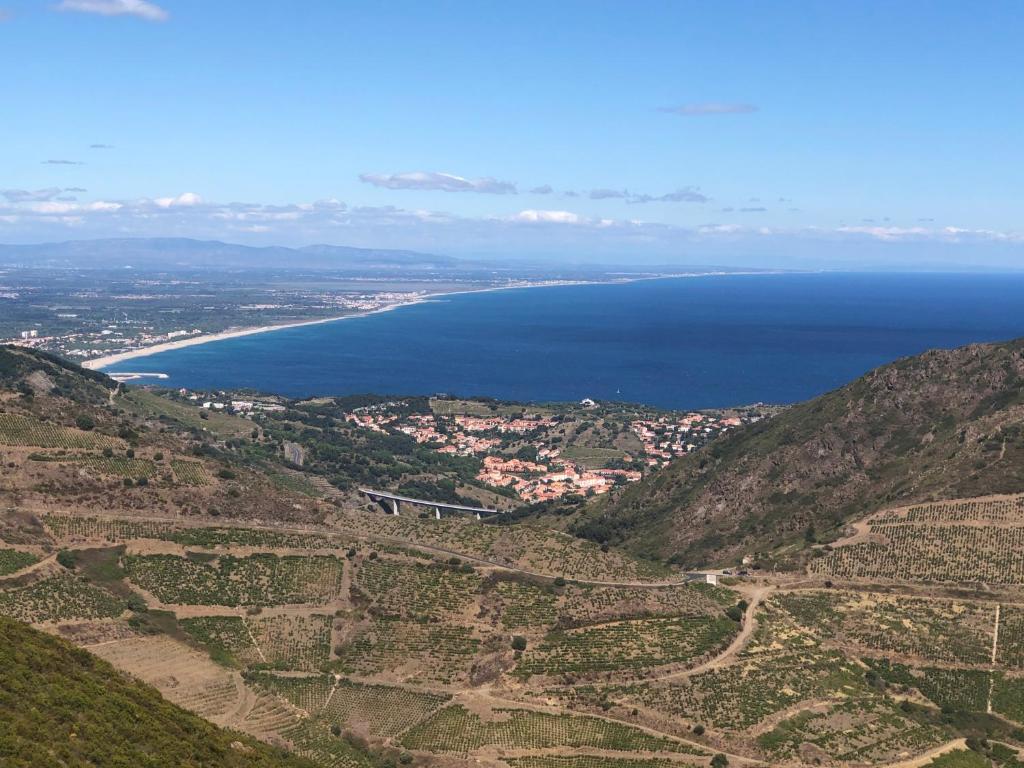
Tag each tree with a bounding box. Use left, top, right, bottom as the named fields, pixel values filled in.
left=75, top=414, right=95, bottom=431
left=511, top=635, right=527, bottom=651
left=56, top=550, right=76, bottom=570
left=711, top=755, right=729, bottom=768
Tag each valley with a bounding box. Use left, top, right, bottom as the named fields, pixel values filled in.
left=1, top=344, right=1023, bottom=768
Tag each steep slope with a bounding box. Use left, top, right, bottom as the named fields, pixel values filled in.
left=0, top=616, right=315, bottom=767
left=0, top=344, right=327, bottom=525
left=575, top=338, right=1024, bottom=567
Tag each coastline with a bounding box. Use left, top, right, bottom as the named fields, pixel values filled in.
left=81, top=271, right=771, bottom=371
left=80, top=298, right=429, bottom=370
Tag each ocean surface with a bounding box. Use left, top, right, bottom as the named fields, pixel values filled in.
left=105, top=273, right=1024, bottom=410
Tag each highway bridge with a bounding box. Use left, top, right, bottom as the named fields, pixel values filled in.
left=359, top=488, right=501, bottom=520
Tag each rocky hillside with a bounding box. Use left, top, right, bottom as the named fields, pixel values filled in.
left=0, top=616, right=314, bottom=767
left=574, top=338, right=1024, bottom=567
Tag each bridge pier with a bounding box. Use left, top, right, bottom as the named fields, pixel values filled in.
left=358, top=488, right=498, bottom=521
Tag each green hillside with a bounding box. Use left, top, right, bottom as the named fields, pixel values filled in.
left=574, top=338, right=1024, bottom=567
left=0, top=616, right=315, bottom=768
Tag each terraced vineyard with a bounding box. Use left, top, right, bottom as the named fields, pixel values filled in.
left=507, top=758, right=699, bottom=768
left=355, top=558, right=480, bottom=619
left=494, top=580, right=559, bottom=628
left=992, top=675, right=1024, bottom=723
left=759, top=697, right=950, bottom=763
left=181, top=613, right=333, bottom=671
left=0, top=412, right=122, bottom=449
left=0, top=572, right=126, bottom=622
left=996, top=605, right=1024, bottom=668
left=517, top=615, right=737, bottom=677
left=814, top=495, right=1024, bottom=584
left=865, top=660, right=992, bottom=712
left=44, top=513, right=345, bottom=550
left=401, top=705, right=705, bottom=755
left=9, top=485, right=1024, bottom=768
left=80, top=456, right=159, bottom=479
left=333, top=508, right=669, bottom=581
left=171, top=459, right=211, bottom=485
left=772, top=590, right=997, bottom=664
left=124, top=553, right=345, bottom=606
left=44, top=514, right=183, bottom=542
left=248, top=673, right=450, bottom=737
left=613, top=647, right=866, bottom=732
left=560, top=583, right=731, bottom=626
left=0, top=548, right=38, bottom=575
left=332, top=617, right=481, bottom=684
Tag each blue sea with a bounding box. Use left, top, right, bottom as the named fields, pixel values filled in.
left=105, top=273, right=1024, bottom=410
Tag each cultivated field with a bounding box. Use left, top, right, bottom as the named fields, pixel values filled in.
left=2, top=491, right=1024, bottom=768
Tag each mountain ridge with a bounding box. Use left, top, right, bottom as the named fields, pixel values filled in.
left=573, top=337, right=1024, bottom=567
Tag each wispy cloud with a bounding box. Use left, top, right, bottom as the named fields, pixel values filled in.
left=589, top=189, right=628, bottom=200
left=89, top=143, right=114, bottom=149
left=628, top=188, right=708, bottom=204
left=587, top=187, right=709, bottom=204
left=0, top=9, right=12, bottom=21
left=359, top=171, right=517, bottom=194
left=42, top=159, right=85, bottom=165
left=529, top=185, right=553, bottom=195
left=659, top=102, right=758, bottom=117
left=56, top=0, right=168, bottom=21
left=2, top=188, right=67, bottom=203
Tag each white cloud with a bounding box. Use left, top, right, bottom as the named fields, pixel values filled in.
left=359, top=171, right=517, bottom=194
left=56, top=0, right=168, bottom=21
left=659, top=102, right=758, bottom=117
left=834, top=225, right=1024, bottom=243
left=512, top=210, right=583, bottom=224
left=154, top=191, right=201, bottom=208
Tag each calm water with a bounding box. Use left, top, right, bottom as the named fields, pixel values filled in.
left=105, top=273, right=1024, bottom=409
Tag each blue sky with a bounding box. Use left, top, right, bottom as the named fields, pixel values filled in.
left=1, top=0, right=1023, bottom=268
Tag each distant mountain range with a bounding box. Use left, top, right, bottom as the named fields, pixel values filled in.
left=0, top=237, right=460, bottom=270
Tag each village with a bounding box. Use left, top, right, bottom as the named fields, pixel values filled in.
left=345, top=400, right=757, bottom=503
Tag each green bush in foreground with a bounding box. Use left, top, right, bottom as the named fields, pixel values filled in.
left=0, top=616, right=316, bottom=768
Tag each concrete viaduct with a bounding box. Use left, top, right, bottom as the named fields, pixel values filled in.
left=359, top=488, right=500, bottom=520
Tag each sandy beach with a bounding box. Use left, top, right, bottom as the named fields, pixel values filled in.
left=81, top=297, right=430, bottom=370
